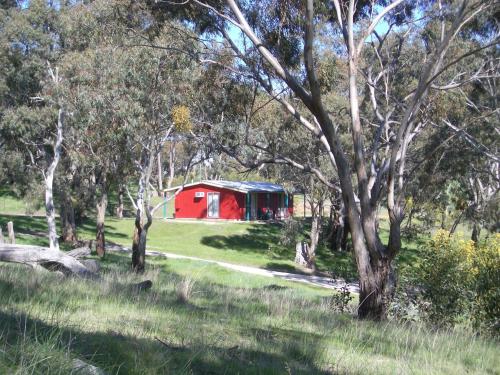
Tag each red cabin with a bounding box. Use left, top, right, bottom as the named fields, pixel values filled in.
left=164, top=180, right=293, bottom=220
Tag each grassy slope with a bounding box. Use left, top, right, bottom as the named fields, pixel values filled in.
left=1, top=254, right=498, bottom=375
left=1, top=192, right=498, bottom=374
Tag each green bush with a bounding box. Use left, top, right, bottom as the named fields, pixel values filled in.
left=472, top=234, right=500, bottom=333
left=414, top=230, right=499, bottom=334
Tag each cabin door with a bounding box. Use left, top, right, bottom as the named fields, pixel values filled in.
left=207, top=192, right=220, bottom=218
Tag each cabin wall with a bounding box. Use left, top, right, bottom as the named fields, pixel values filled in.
left=174, top=184, right=245, bottom=219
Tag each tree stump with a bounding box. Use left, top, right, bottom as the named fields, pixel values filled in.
left=7, top=221, right=15, bottom=244
left=295, top=241, right=309, bottom=267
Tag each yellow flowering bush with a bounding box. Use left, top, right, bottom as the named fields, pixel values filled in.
left=171, top=105, right=192, bottom=133
left=418, top=230, right=499, bottom=333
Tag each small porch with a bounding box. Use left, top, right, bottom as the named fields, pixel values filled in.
left=245, top=192, right=291, bottom=221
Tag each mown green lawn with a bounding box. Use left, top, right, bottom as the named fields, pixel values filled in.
left=1, top=253, right=498, bottom=375
left=1, top=212, right=425, bottom=281
left=0, top=187, right=427, bottom=280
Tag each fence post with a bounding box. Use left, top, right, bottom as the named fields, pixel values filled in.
left=7, top=221, right=15, bottom=244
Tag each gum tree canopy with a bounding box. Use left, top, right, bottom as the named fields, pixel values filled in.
left=172, top=0, right=499, bottom=319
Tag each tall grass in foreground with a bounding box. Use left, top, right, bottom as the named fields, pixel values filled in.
left=0, top=254, right=498, bottom=374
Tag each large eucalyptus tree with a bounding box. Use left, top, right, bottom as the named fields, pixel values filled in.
left=181, top=0, right=499, bottom=319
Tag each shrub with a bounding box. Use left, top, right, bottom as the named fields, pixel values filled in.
left=472, top=234, right=500, bottom=333
left=412, top=230, right=499, bottom=333
left=326, top=285, right=354, bottom=313
left=418, top=230, right=475, bottom=325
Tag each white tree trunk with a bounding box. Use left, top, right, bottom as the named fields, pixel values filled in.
left=167, top=141, right=176, bottom=189
left=7, top=221, right=15, bottom=244
left=157, top=150, right=163, bottom=193
left=44, top=108, right=64, bottom=252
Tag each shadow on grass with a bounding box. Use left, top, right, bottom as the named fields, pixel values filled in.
left=0, top=292, right=333, bottom=374
left=263, top=262, right=309, bottom=275
left=0, top=215, right=129, bottom=242
left=200, top=223, right=284, bottom=254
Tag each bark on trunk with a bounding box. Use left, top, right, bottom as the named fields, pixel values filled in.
left=45, top=172, right=59, bottom=251
left=96, top=191, right=108, bottom=258
left=59, top=188, right=78, bottom=244
left=471, top=223, right=480, bottom=243
left=329, top=214, right=347, bottom=252
left=116, top=185, right=124, bottom=218
left=167, top=141, right=176, bottom=189
left=328, top=203, right=349, bottom=252
left=357, top=259, right=396, bottom=320
left=131, top=148, right=156, bottom=273
left=157, top=151, right=163, bottom=194
left=307, top=201, right=322, bottom=270
left=7, top=221, right=15, bottom=244
left=131, top=218, right=148, bottom=273
left=44, top=108, right=64, bottom=252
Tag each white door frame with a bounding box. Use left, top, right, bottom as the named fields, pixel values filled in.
left=207, top=192, right=220, bottom=218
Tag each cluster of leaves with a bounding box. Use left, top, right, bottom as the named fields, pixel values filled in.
left=394, top=230, right=500, bottom=335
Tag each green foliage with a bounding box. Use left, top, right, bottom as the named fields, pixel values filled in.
left=325, top=285, right=354, bottom=314
left=473, top=234, right=500, bottom=333
left=414, top=230, right=500, bottom=334
left=418, top=230, right=476, bottom=325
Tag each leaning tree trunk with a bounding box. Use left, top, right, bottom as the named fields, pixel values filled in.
left=95, top=191, right=108, bottom=258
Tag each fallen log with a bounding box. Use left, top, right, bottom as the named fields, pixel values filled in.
left=67, top=246, right=91, bottom=259
left=0, top=244, right=96, bottom=277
